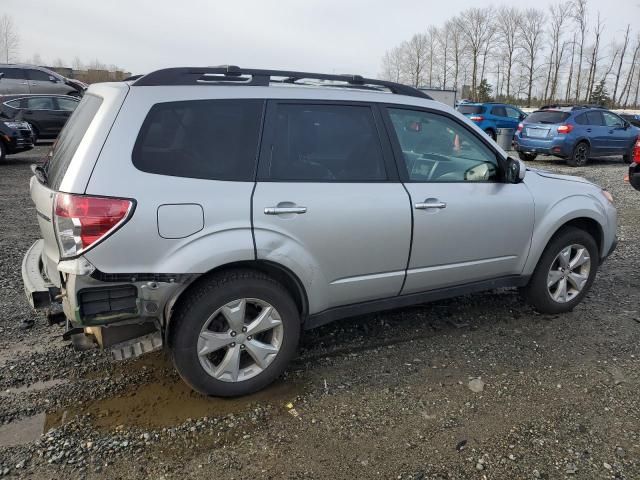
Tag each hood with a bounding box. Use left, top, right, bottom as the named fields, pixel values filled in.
left=528, top=166, right=596, bottom=187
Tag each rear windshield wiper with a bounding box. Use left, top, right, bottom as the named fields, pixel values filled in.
left=31, top=163, right=48, bottom=185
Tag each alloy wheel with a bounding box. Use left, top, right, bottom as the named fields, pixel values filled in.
left=197, top=298, right=283, bottom=382
left=573, top=144, right=588, bottom=165
left=547, top=244, right=591, bottom=303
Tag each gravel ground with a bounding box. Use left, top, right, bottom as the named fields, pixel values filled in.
left=0, top=146, right=638, bottom=479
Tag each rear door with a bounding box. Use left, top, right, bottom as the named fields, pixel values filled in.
left=52, top=96, right=78, bottom=133
left=0, top=67, right=28, bottom=93
left=585, top=111, right=607, bottom=154
left=252, top=101, right=411, bottom=313
left=383, top=106, right=534, bottom=293
left=23, top=96, right=59, bottom=136
left=490, top=105, right=508, bottom=128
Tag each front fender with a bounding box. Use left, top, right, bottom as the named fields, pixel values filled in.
left=523, top=193, right=607, bottom=276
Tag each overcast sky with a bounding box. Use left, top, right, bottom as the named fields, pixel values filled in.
left=4, top=0, right=639, bottom=77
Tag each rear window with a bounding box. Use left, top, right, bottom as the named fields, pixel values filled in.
left=132, top=99, right=264, bottom=181
left=457, top=105, right=484, bottom=115
left=46, top=94, right=103, bottom=189
left=526, top=111, right=570, bottom=124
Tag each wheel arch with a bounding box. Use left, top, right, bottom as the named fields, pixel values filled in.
left=164, top=260, right=309, bottom=343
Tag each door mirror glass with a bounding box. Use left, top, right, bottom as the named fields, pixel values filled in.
left=505, top=156, right=526, bottom=183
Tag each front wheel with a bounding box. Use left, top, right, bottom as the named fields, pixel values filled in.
left=518, top=152, right=537, bottom=162
left=523, top=227, right=598, bottom=314
left=170, top=270, right=301, bottom=397
left=567, top=142, right=590, bottom=167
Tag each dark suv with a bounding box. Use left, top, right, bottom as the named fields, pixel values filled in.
left=514, top=105, right=639, bottom=166
left=0, top=117, right=35, bottom=160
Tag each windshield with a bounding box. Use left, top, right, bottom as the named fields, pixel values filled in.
left=526, top=111, right=570, bottom=124
left=45, top=94, right=103, bottom=189
left=457, top=105, right=484, bottom=115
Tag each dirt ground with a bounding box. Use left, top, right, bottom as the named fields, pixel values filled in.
left=0, top=145, right=639, bottom=479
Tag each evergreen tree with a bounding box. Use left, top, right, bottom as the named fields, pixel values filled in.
left=590, top=80, right=609, bottom=106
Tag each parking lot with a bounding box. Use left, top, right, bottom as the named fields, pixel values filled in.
left=0, top=145, right=639, bottom=479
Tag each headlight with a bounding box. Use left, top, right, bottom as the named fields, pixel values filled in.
left=601, top=189, right=614, bottom=204
left=3, top=121, right=27, bottom=129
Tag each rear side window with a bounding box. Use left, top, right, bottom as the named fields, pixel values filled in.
left=4, top=99, right=21, bottom=108
left=26, top=97, right=55, bottom=110
left=575, top=113, right=588, bottom=125
left=526, top=111, right=570, bottom=124
left=262, top=103, right=386, bottom=181
left=0, top=67, right=25, bottom=80
left=491, top=106, right=507, bottom=117
left=46, top=94, right=103, bottom=189
left=457, top=105, right=484, bottom=115
left=585, top=111, right=604, bottom=126
left=133, top=99, right=264, bottom=181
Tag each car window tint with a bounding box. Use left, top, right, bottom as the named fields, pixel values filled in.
left=388, top=108, right=499, bottom=183
left=457, top=105, right=484, bottom=114
left=526, top=111, right=570, bottom=124
left=585, top=111, right=604, bottom=126
left=264, top=104, right=386, bottom=181
left=26, top=97, right=55, bottom=110
left=491, top=106, right=507, bottom=117
left=602, top=111, right=624, bottom=127
left=0, top=68, right=25, bottom=80
left=505, top=107, right=521, bottom=119
left=575, top=113, right=588, bottom=125
left=26, top=69, right=53, bottom=81
left=56, top=97, right=79, bottom=111
left=133, top=99, right=263, bottom=181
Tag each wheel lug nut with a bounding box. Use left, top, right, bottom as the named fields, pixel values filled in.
left=230, top=342, right=236, bottom=347
left=240, top=344, right=245, bottom=350
left=247, top=336, right=252, bottom=341
left=242, top=326, right=247, bottom=333
left=230, top=331, right=237, bottom=337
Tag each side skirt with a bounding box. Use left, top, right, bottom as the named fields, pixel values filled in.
left=304, top=275, right=530, bottom=330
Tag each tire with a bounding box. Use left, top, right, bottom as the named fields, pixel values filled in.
left=567, top=141, right=589, bottom=167
left=0, top=141, right=5, bottom=162
left=518, top=152, right=537, bottom=162
left=485, top=129, right=497, bottom=141
left=170, top=269, right=301, bottom=397
left=523, top=227, right=598, bottom=314
left=623, top=143, right=635, bottom=163
left=30, top=125, right=39, bottom=144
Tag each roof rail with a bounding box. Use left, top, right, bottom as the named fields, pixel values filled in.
left=540, top=103, right=605, bottom=111
left=132, top=66, right=432, bottom=100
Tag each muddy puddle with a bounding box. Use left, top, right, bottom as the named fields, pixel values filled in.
left=1, top=379, right=68, bottom=396
left=47, top=376, right=303, bottom=432
left=0, top=413, right=47, bottom=448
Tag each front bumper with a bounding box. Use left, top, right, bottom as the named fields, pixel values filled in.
left=4, top=130, right=35, bottom=152
left=21, top=239, right=57, bottom=309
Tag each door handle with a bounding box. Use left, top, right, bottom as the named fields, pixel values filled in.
left=586, top=128, right=591, bottom=132
left=264, top=206, right=307, bottom=215
left=415, top=200, right=447, bottom=210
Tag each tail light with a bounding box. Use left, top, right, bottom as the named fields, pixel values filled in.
left=54, top=193, right=134, bottom=258
left=469, top=115, right=484, bottom=122
left=633, top=136, right=640, bottom=164
left=517, top=123, right=523, bottom=132
left=557, top=124, right=573, bottom=134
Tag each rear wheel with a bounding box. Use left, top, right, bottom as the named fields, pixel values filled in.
left=170, top=270, right=301, bottom=397
left=567, top=141, right=589, bottom=167
left=523, top=227, right=598, bottom=314
left=518, top=152, right=537, bottom=162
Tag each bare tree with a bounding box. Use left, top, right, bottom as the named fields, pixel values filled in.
left=402, top=34, right=429, bottom=87
left=0, top=14, right=19, bottom=63
left=612, top=24, right=631, bottom=105
left=584, top=12, right=605, bottom=101
left=543, top=3, right=571, bottom=102
left=459, top=7, right=494, bottom=100
left=436, top=24, right=451, bottom=88
left=571, top=0, right=588, bottom=101
left=518, top=8, right=546, bottom=106
left=565, top=33, right=577, bottom=102
left=380, top=46, right=405, bottom=83
left=448, top=17, right=465, bottom=90
left=495, top=6, right=521, bottom=100
left=620, top=35, right=640, bottom=107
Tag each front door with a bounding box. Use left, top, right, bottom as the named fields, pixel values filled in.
left=383, top=107, right=535, bottom=294
left=602, top=111, right=631, bottom=154
left=253, top=101, right=411, bottom=314
left=23, top=96, right=60, bottom=137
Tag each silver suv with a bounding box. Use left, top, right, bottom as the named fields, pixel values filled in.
left=22, top=67, right=617, bottom=397
left=0, top=64, right=86, bottom=96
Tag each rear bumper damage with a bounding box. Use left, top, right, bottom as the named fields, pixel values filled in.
left=21, top=239, right=189, bottom=360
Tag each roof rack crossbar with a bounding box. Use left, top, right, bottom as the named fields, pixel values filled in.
left=132, top=66, right=432, bottom=100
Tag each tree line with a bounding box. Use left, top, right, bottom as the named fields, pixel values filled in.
left=379, top=1, right=640, bottom=109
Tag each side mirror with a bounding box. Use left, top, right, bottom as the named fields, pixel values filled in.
left=505, top=156, right=526, bottom=184
left=0, top=72, right=4, bottom=80
left=48, top=75, right=57, bottom=82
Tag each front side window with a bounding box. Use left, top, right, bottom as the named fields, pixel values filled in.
left=602, top=111, right=624, bottom=127
left=505, top=107, right=522, bottom=119
left=133, top=99, right=264, bottom=181
left=263, top=104, right=386, bottom=181
left=26, top=97, right=55, bottom=110
left=26, top=69, right=54, bottom=82
left=56, top=97, right=79, bottom=111
left=388, top=108, right=499, bottom=183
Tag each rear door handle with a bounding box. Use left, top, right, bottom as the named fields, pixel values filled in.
left=264, top=206, right=307, bottom=215
left=586, top=128, right=592, bottom=132
left=415, top=200, right=447, bottom=210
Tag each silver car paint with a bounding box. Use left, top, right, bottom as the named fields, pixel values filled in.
left=28, top=81, right=617, bottom=326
